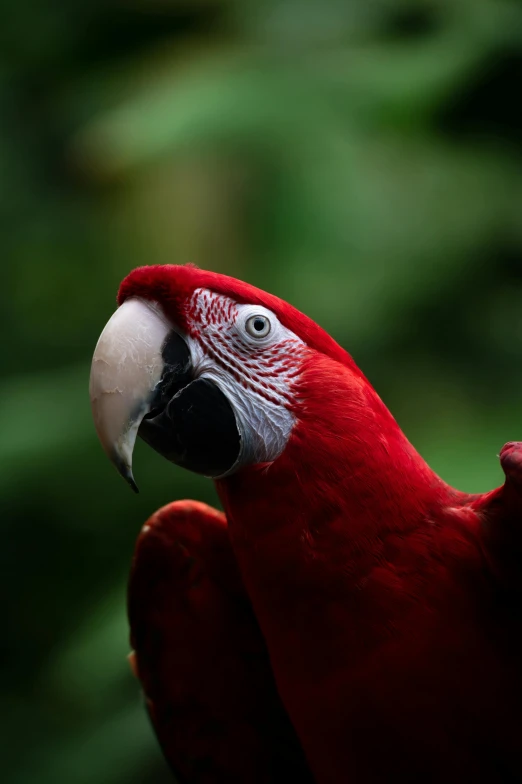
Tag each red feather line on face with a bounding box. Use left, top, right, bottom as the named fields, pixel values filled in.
left=185, top=288, right=311, bottom=410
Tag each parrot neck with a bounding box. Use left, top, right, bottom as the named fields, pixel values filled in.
left=216, top=355, right=459, bottom=586
left=216, top=356, right=470, bottom=775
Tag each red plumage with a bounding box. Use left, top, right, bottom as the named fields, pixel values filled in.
left=128, top=500, right=312, bottom=783
left=121, top=265, right=522, bottom=783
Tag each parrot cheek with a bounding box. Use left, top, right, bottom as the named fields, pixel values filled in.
left=137, top=378, right=241, bottom=478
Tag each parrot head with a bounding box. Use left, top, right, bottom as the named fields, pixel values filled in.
left=89, top=264, right=369, bottom=492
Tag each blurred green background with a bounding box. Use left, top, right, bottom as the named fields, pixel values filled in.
left=2, top=0, right=522, bottom=782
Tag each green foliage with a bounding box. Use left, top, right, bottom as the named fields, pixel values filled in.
left=2, top=1, right=522, bottom=782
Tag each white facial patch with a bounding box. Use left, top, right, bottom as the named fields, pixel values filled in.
left=182, top=288, right=309, bottom=474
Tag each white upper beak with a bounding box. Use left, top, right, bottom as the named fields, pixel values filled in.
left=89, top=298, right=171, bottom=491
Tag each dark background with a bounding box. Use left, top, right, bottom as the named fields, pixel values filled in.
left=2, top=1, right=522, bottom=782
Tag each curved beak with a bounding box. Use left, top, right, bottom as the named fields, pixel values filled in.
left=89, top=298, right=184, bottom=492
left=90, top=296, right=241, bottom=489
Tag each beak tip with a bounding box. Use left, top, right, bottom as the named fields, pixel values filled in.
left=111, top=449, right=139, bottom=494
left=127, top=474, right=140, bottom=494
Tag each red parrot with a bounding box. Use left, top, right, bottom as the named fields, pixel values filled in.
left=90, top=264, right=522, bottom=783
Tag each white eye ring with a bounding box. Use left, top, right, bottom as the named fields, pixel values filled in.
left=245, top=314, right=271, bottom=339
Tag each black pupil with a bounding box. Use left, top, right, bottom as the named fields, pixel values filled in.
left=253, top=318, right=265, bottom=332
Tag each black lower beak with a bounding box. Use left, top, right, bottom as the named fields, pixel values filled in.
left=138, top=332, right=241, bottom=477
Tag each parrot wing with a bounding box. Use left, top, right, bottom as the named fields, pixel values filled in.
left=471, top=441, right=522, bottom=590
left=127, top=500, right=313, bottom=783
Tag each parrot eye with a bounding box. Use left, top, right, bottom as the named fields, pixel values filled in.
left=245, top=314, right=271, bottom=339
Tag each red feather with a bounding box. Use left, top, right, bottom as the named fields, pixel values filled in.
left=128, top=500, right=313, bottom=783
